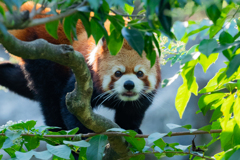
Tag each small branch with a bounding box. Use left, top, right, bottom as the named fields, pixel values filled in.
left=28, top=0, right=87, bottom=27
left=0, top=1, right=87, bottom=29
left=118, top=151, right=215, bottom=160
left=0, top=130, right=222, bottom=139
left=110, top=9, right=145, bottom=18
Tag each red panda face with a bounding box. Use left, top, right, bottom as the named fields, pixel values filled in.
left=89, top=39, right=161, bottom=102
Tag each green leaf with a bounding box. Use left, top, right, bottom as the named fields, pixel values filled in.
left=15, top=150, right=34, bottom=160
left=88, top=0, right=100, bottom=11
left=198, top=39, right=218, bottom=57
left=229, top=149, right=240, bottom=160
left=107, top=15, right=124, bottom=32
left=181, top=25, right=209, bottom=41
left=0, top=5, right=5, bottom=17
left=210, top=106, right=223, bottom=122
left=198, top=125, right=212, bottom=132
left=219, top=31, right=234, bottom=45
left=79, top=147, right=87, bottom=160
left=198, top=53, right=219, bottom=73
left=63, top=140, right=90, bottom=147
left=238, top=80, right=240, bottom=90
left=155, top=138, right=166, bottom=150
left=175, top=83, right=191, bottom=119
left=2, top=138, right=14, bottom=149
left=147, top=132, right=167, bottom=144
left=86, top=135, right=108, bottom=160
left=121, top=27, right=144, bottom=56
left=23, top=136, right=40, bottom=150
left=0, top=136, right=6, bottom=149
left=226, top=54, right=240, bottom=78
left=77, top=12, right=91, bottom=38
left=123, top=3, right=134, bottom=15
left=64, top=15, right=74, bottom=42
left=108, top=29, right=124, bottom=55
left=34, top=150, right=53, bottom=160
left=45, top=20, right=59, bottom=40
left=234, top=95, right=240, bottom=127
left=198, top=93, right=225, bottom=115
left=66, top=127, right=79, bottom=135
left=130, top=154, right=145, bottom=160
left=181, top=60, right=198, bottom=95
left=47, top=144, right=71, bottom=159
left=224, top=82, right=238, bottom=92
left=206, top=4, right=221, bottom=24
left=5, top=130, right=22, bottom=141
left=221, top=94, right=235, bottom=128
left=199, top=68, right=227, bottom=93
left=166, top=123, right=192, bottom=130
left=220, top=119, right=236, bottom=151
left=90, top=18, right=107, bottom=44
left=157, top=0, right=172, bottom=36
left=123, top=130, right=145, bottom=152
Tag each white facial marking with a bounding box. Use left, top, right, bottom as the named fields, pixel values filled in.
left=112, top=65, right=125, bottom=73
left=134, top=65, right=146, bottom=73
left=114, top=74, right=144, bottom=101
left=146, top=75, right=157, bottom=93
left=102, top=75, right=111, bottom=91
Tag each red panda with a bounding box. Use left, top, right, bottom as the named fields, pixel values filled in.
left=0, top=2, right=161, bottom=134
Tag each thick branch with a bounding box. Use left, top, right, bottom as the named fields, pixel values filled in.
left=0, top=31, right=129, bottom=158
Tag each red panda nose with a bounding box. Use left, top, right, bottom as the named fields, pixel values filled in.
left=124, top=80, right=135, bottom=90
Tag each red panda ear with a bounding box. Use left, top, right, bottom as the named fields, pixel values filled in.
left=100, top=37, right=108, bottom=51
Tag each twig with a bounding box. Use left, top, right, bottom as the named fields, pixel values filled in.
left=110, top=9, right=145, bottom=18
left=28, top=0, right=87, bottom=27
left=118, top=151, right=215, bottom=160
left=0, top=129, right=222, bottom=139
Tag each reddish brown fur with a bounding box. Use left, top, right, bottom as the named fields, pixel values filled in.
left=5, top=1, right=161, bottom=91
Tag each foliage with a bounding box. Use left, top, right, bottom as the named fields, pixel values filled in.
left=1, top=0, right=240, bottom=159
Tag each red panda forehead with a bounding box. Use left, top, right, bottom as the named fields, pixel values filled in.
left=97, top=49, right=158, bottom=75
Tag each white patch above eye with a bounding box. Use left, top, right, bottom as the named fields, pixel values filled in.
left=112, top=65, right=125, bottom=73
left=134, top=65, right=145, bottom=73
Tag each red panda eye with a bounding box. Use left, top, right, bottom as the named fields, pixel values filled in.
left=115, top=71, right=122, bottom=77
left=136, top=71, right=144, bottom=77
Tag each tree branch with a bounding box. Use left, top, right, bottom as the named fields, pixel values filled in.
left=118, top=151, right=215, bottom=160
left=110, top=9, right=145, bottom=18
left=0, top=30, right=130, bottom=159
left=0, top=1, right=87, bottom=29
left=0, top=129, right=222, bottom=138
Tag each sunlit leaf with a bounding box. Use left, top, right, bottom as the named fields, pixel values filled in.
left=175, top=84, right=191, bottom=119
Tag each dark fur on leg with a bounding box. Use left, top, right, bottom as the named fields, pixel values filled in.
left=22, top=59, right=72, bottom=130
left=0, top=62, right=35, bottom=100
